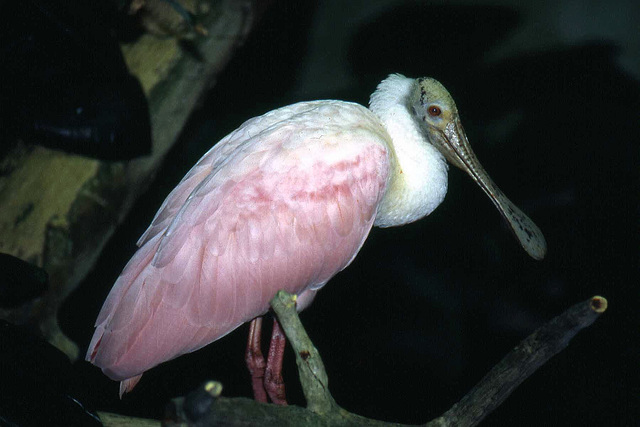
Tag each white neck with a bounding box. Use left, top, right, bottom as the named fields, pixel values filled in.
left=369, top=74, right=449, bottom=228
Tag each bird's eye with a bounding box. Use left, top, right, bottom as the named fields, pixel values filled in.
left=427, top=105, right=442, bottom=117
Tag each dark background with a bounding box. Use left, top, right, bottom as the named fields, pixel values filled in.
left=63, top=1, right=638, bottom=425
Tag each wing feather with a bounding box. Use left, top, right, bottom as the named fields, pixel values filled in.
left=87, top=101, right=391, bottom=383
left=137, top=101, right=328, bottom=248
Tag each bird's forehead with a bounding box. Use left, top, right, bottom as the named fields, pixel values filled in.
left=417, top=77, right=455, bottom=107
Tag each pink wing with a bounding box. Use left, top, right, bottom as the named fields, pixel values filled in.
left=136, top=102, right=328, bottom=248
left=86, top=101, right=390, bottom=390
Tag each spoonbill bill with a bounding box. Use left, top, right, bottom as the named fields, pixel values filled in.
left=86, top=74, right=546, bottom=402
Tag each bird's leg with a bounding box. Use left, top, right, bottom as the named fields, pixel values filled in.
left=245, top=317, right=268, bottom=403
left=264, top=317, right=288, bottom=405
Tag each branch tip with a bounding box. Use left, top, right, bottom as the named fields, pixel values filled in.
left=589, top=296, right=607, bottom=313
left=273, top=289, right=297, bottom=309
left=203, top=381, right=223, bottom=397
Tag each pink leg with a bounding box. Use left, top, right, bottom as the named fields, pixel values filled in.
left=245, top=317, right=267, bottom=403
left=264, top=318, right=288, bottom=405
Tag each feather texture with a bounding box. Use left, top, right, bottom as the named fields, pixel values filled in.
left=87, top=101, right=391, bottom=385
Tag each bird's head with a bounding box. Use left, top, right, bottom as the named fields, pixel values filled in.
left=410, top=77, right=547, bottom=261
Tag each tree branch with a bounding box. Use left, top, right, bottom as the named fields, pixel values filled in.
left=160, top=294, right=607, bottom=427
left=426, top=295, right=608, bottom=427
left=269, top=291, right=337, bottom=415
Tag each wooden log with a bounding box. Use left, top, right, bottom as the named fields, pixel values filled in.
left=0, top=0, right=262, bottom=360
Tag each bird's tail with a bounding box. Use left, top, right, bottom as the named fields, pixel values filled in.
left=119, top=375, right=143, bottom=399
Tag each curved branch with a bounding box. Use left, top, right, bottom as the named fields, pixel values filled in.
left=427, top=296, right=608, bottom=427
left=161, top=295, right=607, bottom=427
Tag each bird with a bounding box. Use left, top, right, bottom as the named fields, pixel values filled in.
left=86, top=74, right=546, bottom=401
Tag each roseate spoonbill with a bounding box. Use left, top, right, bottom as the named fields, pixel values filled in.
left=86, top=74, right=546, bottom=401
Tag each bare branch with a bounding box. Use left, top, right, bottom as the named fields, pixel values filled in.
left=161, top=295, right=607, bottom=427
left=427, top=296, right=608, bottom=427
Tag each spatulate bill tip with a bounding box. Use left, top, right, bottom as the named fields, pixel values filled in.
left=506, top=207, right=547, bottom=261
left=524, top=237, right=547, bottom=261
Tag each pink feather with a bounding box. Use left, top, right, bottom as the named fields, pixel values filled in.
left=86, top=101, right=390, bottom=392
